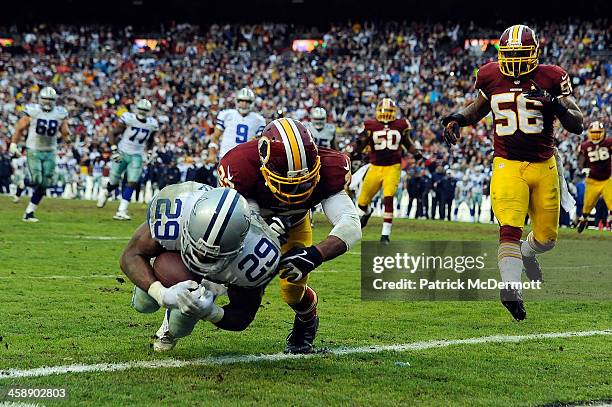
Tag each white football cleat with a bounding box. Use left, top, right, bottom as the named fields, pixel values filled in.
left=153, top=330, right=178, bottom=352
left=113, top=210, right=131, bottom=221
left=96, top=190, right=109, bottom=208
left=22, top=212, right=39, bottom=222
left=153, top=311, right=178, bottom=352
left=12, top=195, right=20, bottom=203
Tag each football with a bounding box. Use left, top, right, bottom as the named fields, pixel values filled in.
left=153, top=251, right=201, bottom=287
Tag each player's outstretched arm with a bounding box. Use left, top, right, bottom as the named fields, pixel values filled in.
left=441, top=92, right=491, bottom=147
left=206, top=128, right=222, bottom=164
left=557, top=97, right=584, bottom=135
left=10, top=117, right=30, bottom=154
left=349, top=129, right=369, bottom=160
left=60, top=120, right=72, bottom=145
left=109, top=122, right=126, bottom=146
left=120, top=222, right=165, bottom=293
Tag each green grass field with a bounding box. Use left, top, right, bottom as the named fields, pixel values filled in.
left=1, top=196, right=611, bottom=406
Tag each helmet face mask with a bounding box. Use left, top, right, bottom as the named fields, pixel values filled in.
left=39, top=87, right=57, bottom=112
left=498, top=25, right=539, bottom=78
left=135, top=99, right=152, bottom=120
left=310, top=107, right=327, bottom=130
left=180, top=188, right=251, bottom=278
left=375, top=98, right=397, bottom=123
left=587, top=121, right=605, bottom=144
left=258, top=118, right=321, bottom=205
left=236, top=88, right=255, bottom=115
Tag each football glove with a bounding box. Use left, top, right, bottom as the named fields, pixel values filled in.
left=523, top=82, right=568, bottom=117
left=278, top=246, right=323, bottom=283
left=266, top=216, right=291, bottom=245
left=148, top=280, right=198, bottom=309
left=9, top=143, right=19, bottom=155
left=177, top=286, right=221, bottom=321
left=440, top=113, right=467, bottom=147
left=110, top=145, right=121, bottom=163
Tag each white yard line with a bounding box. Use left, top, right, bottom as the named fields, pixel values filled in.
left=1, top=329, right=609, bottom=380
left=0, top=275, right=119, bottom=280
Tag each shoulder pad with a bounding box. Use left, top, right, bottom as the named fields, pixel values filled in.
left=24, top=104, right=40, bottom=117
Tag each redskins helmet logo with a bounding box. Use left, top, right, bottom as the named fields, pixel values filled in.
left=258, top=118, right=321, bottom=205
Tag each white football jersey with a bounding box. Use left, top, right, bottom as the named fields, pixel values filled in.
left=117, top=112, right=159, bottom=155
left=24, top=104, right=69, bottom=151
left=304, top=122, right=336, bottom=149
left=148, top=182, right=280, bottom=288
left=216, top=109, right=266, bottom=158
left=471, top=172, right=486, bottom=194
left=456, top=180, right=472, bottom=199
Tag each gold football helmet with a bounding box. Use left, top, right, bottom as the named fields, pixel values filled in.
left=587, top=121, right=605, bottom=144
left=375, top=98, right=397, bottom=123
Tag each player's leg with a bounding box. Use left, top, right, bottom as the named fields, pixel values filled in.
left=356, top=165, right=383, bottom=228
left=598, top=178, right=612, bottom=230
left=23, top=151, right=52, bottom=222
left=114, top=154, right=143, bottom=220
left=279, top=215, right=319, bottom=354
left=521, top=157, right=560, bottom=282
left=98, top=155, right=127, bottom=208
left=380, top=164, right=401, bottom=243
left=577, top=178, right=605, bottom=233
left=490, top=157, right=530, bottom=320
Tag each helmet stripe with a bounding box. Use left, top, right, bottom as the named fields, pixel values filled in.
left=272, top=120, right=295, bottom=172
left=202, top=188, right=229, bottom=246
left=517, top=25, right=524, bottom=45
left=287, top=118, right=308, bottom=170
left=212, top=191, right=240, bottom=246
left=279, top=118, right=303, bottom=171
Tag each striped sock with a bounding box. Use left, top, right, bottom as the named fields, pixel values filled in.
left=290, top=286, right=318, bottom=322
left=498, top=242, right=523, bottom=284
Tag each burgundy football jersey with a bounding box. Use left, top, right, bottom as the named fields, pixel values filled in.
left=218, top=140, right=351, bottom=222
left=580, top=138, right=612, bottom=181
left=475, top=62, right=573, bottom=162
left=362, top=118, right=411, bottom=166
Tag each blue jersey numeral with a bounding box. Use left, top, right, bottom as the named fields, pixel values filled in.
left=235, top=124, right=249, bottom=143
left=238, top=238, right=279, bottom=283
left=35, top=119, right=58, bottom=137
left=153, top=198, right=182, bottom=240
left=128, top=127, right=151, bottom=144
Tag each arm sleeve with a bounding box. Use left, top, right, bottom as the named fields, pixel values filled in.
left=215, top=110, right=227, bottom=131
left=551, top=67, right=573, bottom=97
left=213, top=285, right=264, bottom=331
left=321, top=190, right=362, bottom=249
left=473, top=68, right=490, bottom=100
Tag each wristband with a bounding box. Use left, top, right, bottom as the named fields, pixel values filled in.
left=147, top=281, right=166, bottom=306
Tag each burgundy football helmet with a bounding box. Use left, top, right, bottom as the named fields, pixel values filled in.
left=258, top=118, right=321, bottom=205
left=498, top=24, right=540, bottom=77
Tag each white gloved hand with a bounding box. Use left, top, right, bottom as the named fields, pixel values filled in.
left=110, top=145, right=121, bottom=163
left=148, top=280, right=198, bottom=309
left=9, top=143, right=19, bottom=155
left=177, top=286, right=222, bottom=321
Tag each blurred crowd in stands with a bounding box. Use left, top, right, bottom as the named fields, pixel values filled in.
left=0, top=19, right=609, bottom=223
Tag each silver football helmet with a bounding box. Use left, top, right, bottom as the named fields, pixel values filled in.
left=135, top=99, right=152, bottom=120
left=310, top=107, right=327, bottom=130
left=39, top=87, right=57, bottom=112
left=180, top=188, right=251, bottom=279
left=236, top=87, right=255, bottom=116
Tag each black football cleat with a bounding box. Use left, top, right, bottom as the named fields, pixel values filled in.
left=284, top=315, right=319, bottom=354
left=359, top=207, right=373, bottom=229
left=500, top=288, right=526, bottom=321
left=576, top=218, right=588, bottom=233
left=380, top=235, right=390, bottom=245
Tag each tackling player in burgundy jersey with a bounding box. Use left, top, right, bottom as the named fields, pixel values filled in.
left=351, top=98, right=422, bottom=244
left=576, top=122, right=612, bottom=232
left=218, top=117, right=361, bottom=354
left=441, top=24, right=583, bottom=321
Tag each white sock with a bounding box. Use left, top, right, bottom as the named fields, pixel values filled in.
left=118, top=199, right=130, bottom=212
left=26, top=202, right=37, bottom=214
left=498, top=242, right=523, bottom=283
left=382, top=222, right=392, bottom=236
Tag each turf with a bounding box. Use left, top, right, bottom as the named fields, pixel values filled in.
left=0, top=196, right=610, bottom=406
